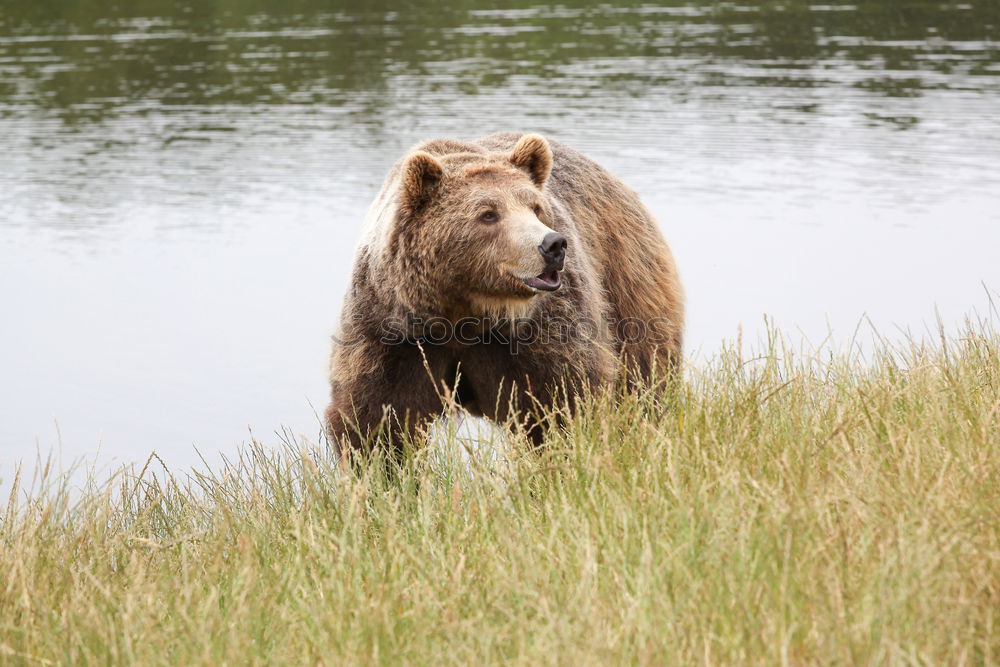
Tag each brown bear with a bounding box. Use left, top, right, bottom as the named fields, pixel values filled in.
left=326, top=132, right=683, bottom=458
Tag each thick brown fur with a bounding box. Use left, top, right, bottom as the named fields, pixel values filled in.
left=326, top=133, right=684, bottom=459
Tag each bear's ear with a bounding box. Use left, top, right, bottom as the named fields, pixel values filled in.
left=509, top=134, right=552, bottom=187
left=400, top=151, right=444, bottom=210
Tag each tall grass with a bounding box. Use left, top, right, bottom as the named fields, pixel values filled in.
left=2, top=319, right=998, bottom=664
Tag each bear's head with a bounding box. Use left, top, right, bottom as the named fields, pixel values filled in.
left=384, top=134, right=567, bottom=321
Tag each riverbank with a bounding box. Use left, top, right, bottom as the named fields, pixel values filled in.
left=2, top=320, right=997, bottom=664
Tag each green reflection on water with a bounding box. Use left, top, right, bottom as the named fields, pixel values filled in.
left=1, top=0, right=997, bottom=119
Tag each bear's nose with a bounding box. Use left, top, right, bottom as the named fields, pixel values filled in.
left=539, top=232, right=567, bottom=268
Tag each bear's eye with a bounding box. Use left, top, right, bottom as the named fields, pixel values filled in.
left=479, top=210, right=500, bottom=224
left=533, top=205, right=543, bottom=217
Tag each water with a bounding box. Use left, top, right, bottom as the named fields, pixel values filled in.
left=2, top=0, right=999, bottom=481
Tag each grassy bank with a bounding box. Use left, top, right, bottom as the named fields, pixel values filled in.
left=2, top=321, right=998, bottom=664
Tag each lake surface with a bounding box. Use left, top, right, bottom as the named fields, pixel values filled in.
left=2, top=0, right=999, bottom=482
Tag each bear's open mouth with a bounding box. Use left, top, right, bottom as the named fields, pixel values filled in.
left=523, top=270, right=561, bottom=292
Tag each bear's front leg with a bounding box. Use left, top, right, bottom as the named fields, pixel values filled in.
left=474, top=334, right=617, bottom=448
left=326, top=339, right=448, bottom=464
